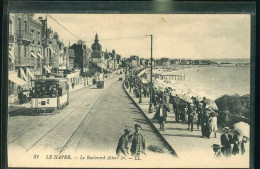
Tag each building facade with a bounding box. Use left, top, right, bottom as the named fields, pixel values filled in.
left=90, top=34, right=106, bottom=70
left=69, top=40, right=91, bottom=75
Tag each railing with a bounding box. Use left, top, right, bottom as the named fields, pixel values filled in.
left=9, top=34, right=14, bottom=43
left=16, top=30, right=32, bottom=42
left=15, top=57, right=36, bottom=67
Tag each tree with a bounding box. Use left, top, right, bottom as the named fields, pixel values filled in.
left=116, top=54, right=121, bottom=64
left=215, top=94, right=250, bottom=118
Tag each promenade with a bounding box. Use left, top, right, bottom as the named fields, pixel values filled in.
left=124, top=84, right=250, bottom=168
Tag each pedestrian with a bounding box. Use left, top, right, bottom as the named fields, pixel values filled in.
left=222, top=106, right=231, bottom=128
left=18, top=90, right=23, bottom=105
left=202, top=105, right=211, bottom=138
left=201, top=97, right=207, bottom=108
left=154, top=103, right=168, bottom=131
left=210, top=112, right=218, bottom=138
left=129, top=124, right=146, bottom=160
left=172, top=97, right=180, bottom=122
left=212, top=144, right=224, bottom=158
left=232, top=130, right=248, bottom=156
left=196, top=103, right=203, bottom=129
left=188, top=103, right=196, bottom=131
left=220, top=127, right=234, bottom=157
left=116, top=129, right=131, bottom=158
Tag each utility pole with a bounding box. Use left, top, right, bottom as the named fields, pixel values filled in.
left=147, top=35, right=154, bottom=113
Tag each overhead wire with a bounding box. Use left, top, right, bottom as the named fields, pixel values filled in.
left=46, top=14, right=149, bottom=43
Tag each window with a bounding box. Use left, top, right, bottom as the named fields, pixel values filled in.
left=38, top=41, right=40, bottom=45
left=24, top=21, right=27, bottom=32
left=24, top=46, right=27, bottom=57
left=31, top=29, right=35, bottom=39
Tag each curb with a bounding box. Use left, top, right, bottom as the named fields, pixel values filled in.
left=123, top=82, right=178, bottom=158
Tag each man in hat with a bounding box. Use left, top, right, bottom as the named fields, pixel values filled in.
left=116, top=129, right=131, bottom=157
left=188, top=103, right=196, bottom=131
left=196, top=103, right=203, bottom=129
left=172, top=96, right=180, bottom=122
left=202, top=105, right=211, bottom=138
left=154, top=102, right=169, bottom=131
left=220, top=127, right=234, bottom=157
left=129, top=124, right=146, bottom=160
left=222, top=106, right=231, bottom=128
left=212, top=144, right=223, bottom=158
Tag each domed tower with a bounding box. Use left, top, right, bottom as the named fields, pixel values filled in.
left=91, top=33, right=102, bottom=51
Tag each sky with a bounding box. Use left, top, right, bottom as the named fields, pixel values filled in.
left=33, top=14, right=251, bottom=59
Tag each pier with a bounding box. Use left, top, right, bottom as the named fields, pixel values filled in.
left=160, top=74, right=185, bottom=81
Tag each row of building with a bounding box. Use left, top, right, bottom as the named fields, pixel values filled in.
left=124, top=57, right=217, bottom=68
left=8, top=13, right=121, bottom=103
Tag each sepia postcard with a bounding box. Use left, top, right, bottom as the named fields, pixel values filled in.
left=4, top=2, right=255, bottom=168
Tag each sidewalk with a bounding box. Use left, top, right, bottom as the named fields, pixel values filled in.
left=124, top=85, right=250, bottom=161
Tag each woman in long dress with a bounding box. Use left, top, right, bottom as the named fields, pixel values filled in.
left=232, top=130, right=247, bottom=156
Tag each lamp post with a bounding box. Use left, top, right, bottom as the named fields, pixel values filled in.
left=146, top=34, right=154, bottom=113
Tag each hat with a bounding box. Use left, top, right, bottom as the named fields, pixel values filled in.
left=124, top=129, right=131, bottom=134
left=135, top=124, right=142, bottom=129
left=223, top=127, right=230, bottom=131
left=211, top=144, right=223, bottom=148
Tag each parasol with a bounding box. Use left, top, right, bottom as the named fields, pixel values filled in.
left=178, top=94, right=193, bottom=103
left=203, top=99, right=218, bottom=110
left=233, top=122, right=250, bottom=138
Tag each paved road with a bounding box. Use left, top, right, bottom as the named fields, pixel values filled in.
left=8, top=75, right=173, bottom=166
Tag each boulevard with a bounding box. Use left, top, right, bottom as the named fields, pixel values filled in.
left=8, top=75, right=173, bottom=163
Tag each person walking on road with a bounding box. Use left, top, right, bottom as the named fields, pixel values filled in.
left=188, top=104, right=196, bottom=131
left=210, top=112, right=218, bottom=138
left=220, top=127, right=234, bottom=157
left=232, top=130, right=247, bottom=156
left=129, top=124, right=146, bottom=160
left=116, top=129, right=131, bottom=158
left=202, top=105, right=211, bottom=138
left=196, top=103, right=203, bottom=129
left=222, top=106, right=231, bottom=128
left=154, top=103, right=168, bottom=131
left=172, top=96, right=180, bottom=122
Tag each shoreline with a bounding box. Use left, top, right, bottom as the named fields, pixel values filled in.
left=143, top=65, right=250, bottom=101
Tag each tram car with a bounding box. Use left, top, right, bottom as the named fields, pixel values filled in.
left=30, top=78, right=69, bottom=112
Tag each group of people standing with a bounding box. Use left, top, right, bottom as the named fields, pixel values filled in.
left=171, top=95, right=218, bottom=139
left=212, top=127, right=248, bottom=158
left=116, top=124, right=146, bottom=160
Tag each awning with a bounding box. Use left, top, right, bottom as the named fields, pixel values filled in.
left=9, top=52, right=15, bottom=60
left=67, top=73, right=76, bottom=78
left=31, top=52, right=37, bottom=58
left=20, top=68, right=28, bottom=81
left=26, top=68, right=35, bottom=80
left=9, top=74, right=27, bottom=86
left=48, top=47, right=57, bottom=54
left=37, top=52, right=44, bottom=59
left=43, top=65, right=51, bottom=73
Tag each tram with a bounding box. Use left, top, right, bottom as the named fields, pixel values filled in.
left=30, top=78, right=69, bottom=112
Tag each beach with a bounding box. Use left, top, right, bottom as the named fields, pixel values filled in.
left=154, top=65, right=250, bottom=100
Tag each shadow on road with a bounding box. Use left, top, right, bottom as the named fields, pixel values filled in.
left=133, top=118, right=149, bottom=125
left=9, top=109, right=55, bottom=117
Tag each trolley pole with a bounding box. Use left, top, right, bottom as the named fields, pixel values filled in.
left=147, top=35, right=154, bottom=113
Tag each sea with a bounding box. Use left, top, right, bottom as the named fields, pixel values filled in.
left=157, top=58, right=251, bottom=100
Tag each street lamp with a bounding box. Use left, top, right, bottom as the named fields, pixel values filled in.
left=146, top=34, right=154, bottom=113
